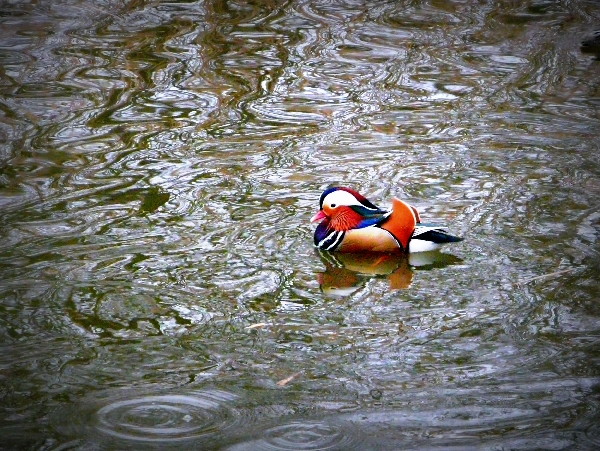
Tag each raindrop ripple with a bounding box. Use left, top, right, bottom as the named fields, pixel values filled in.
left=94, top=391, right=240, bottom=442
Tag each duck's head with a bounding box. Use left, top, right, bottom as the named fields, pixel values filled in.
left=310, top=187, right=386, bottom=232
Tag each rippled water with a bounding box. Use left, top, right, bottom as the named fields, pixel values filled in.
left=1, top=0, right=600, bottom=450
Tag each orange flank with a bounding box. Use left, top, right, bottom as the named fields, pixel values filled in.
left=379, top=198, right=418, bottom=251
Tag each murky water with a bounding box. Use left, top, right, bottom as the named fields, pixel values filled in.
left=1, top=0, right=600, bottom=449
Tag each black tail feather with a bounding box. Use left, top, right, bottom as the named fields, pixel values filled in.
left=418, top=229, right=463, bottom=244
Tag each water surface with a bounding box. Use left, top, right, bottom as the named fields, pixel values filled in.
left=1, top=0, right=600, bottom=450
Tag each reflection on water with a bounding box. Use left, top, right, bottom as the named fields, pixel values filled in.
left=317, top=250, right=462, bottom=293
left=1, top=0, right=600, bottom=449
left=581, top=30, right=600, bottom=60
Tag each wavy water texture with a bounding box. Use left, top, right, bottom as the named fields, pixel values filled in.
left=1, top=0, right=600, bottom=450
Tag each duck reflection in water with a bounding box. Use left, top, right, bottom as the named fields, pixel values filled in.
left=316, top=250, right=462, bottom=294
left=581, top=30, right=600, bottom=60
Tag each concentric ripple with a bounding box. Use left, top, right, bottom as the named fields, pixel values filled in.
left=264, top=422, right=346, bottom=450
left=93, top=391, right=239, bottom=442
left=227, top=420, right=361, bottom=451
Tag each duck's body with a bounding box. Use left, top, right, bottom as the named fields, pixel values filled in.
left=311, top=187, right=462, bottom=254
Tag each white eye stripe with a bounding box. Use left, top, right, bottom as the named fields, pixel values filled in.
left=322, top=190, right=362, bottom=208
left=322, top=190, right=382, bottom=211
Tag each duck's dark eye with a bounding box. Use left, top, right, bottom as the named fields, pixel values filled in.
left=330, top=203, right=337, bottom=208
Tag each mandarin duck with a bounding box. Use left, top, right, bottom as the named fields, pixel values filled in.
left=311, top=187, right=462, bottom=253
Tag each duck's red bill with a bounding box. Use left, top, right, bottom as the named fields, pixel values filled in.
left=310, top=210, right=327, bottom=223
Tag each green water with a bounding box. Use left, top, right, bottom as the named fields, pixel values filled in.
left=1, top=0, right=599, bottom=449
